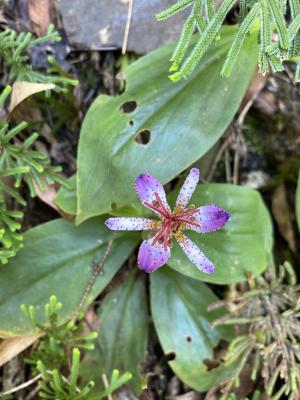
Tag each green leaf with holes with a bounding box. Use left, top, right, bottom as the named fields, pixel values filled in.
left=76, top=25, right=258, bottom=224
left=296, top=169, right=300, bottom=231
left=151, top=267, right=238, bottom=391
left=167, top=184, right=273, bottom=284
left=82, top=271, right=148, bottom=394
left=0, top=218, right=138, bottom=337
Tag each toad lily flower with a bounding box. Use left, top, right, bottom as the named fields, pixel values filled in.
left=105, top=168, right=229, bottom=274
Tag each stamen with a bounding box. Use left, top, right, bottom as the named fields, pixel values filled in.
left=173, top=208, right=199, bottom=218
left=154, top=192, right=171, bottom=217
left=177, top=218, right=202, bottom=228
left=144, top=201, right=169, bottom=218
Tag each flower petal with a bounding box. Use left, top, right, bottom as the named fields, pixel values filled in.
left=185, top=205, right=230, bottom=233
left=175, top=232, right=214, bottom=274
left=175, top=168, right=200, bottom=211
left=138, top=239, right=170, bottom=273
left=105, top=217, right=159, bottom=231
left=135, top=173, right=170, bottom=215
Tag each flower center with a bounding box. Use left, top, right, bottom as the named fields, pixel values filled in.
left=144, top=193, right=201, bottom=250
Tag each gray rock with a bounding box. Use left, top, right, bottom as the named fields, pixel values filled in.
left=56, top=0, right=189, bottom=54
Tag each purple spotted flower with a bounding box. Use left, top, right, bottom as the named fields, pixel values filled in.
left=105, top=168, right=229, bottom=274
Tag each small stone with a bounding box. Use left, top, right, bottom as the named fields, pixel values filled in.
left=56, top=0, right=189, bottom=54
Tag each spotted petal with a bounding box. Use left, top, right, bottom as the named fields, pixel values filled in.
left=105, top=217, right=159, bottom=231
left=138, top=239, right=170, bottom=273
left=174, top=168, right=200, bottom=211
left=175, top=232, right=214, bottom=274
left=185, top=205, right=230, bottom=233
left=135, top=173, right=170, bottom=215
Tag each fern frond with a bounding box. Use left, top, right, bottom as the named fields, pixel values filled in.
left=170, top=0, right=236, bottom=81
left=268, top=0, right=289, bottom=49
left=170, top=0, right=203, bottom=70
left=222, top=3, right=261, bottom=77
left=0, top=85, right=11, bottom=109
left=204, top=0, right=216, bottom=22
left=195, top=14, right=207, bottom=32
left=170, top=15, right=197, bottom=68
left=259, top=0, right=272, bottom=75
left=289, top=0, right=300, bottom=16
left=156, top=0, right=194, bottom=20
left=288, top=12, right=300, bottom=42
left=259, top=52, right=269, bottom=74
left=288, top=0, right=300, bottom=56
left=279, top=0, right=287, bottom=14
left=267, top=53, right=285, bottom=71
left=239, top=0, right=248, bottom=23
left=295, top=62, right=300, bottom=81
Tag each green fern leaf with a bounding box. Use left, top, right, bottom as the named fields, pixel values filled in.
left=156, top=0, right=194, bottom=20
left=221, top=3, right=261, bottom=77
left=170, top=0, right=236, bottom=81
left=268, top=0, right=289, bottom=49
left=295, top=62, right=300, bottom=81
left=258, top=0, right=272, bottom=75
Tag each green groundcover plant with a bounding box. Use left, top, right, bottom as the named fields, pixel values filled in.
left=0, top=2, right=299, bottom=398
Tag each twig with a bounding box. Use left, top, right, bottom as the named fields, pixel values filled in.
left=0, top=374, right=41, bottom=397
left=102, top=373, right=113, bottom=400
left=24, top=385, right=40, bottom=400
left=122, top=0, right=133, bottom=54
left=224, top=148, right=231, bottom=183
left=72, top=232, right=116, bottom=323
left=232, top=145, right=240, bottom=185
left=205, top=137, right=231, bottom=182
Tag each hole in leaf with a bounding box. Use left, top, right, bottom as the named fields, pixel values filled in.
left=203, top=358, right=220, bottom=371
left=186, top=336, right=192, bottom=343
left=129, top=120, right=134, bottom=126
left=165, top=352, right=176, bottom=361
left=134, top=129, right=151, bottom=145
left=111, top=202, right=117, bottom=210
left=119, top=100, right=137, bottom=113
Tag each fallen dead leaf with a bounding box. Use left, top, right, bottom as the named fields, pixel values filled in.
left=28, top=0, right=52, bottom=36
left=0, top=333, right=43, bottom=367
left=272, top=184, right=297, bottom=254
left=9, top=81, right=55, bottom=113
left=34, top=180, right=60, bottom=212
left=241, top=67, right=267, bottom=110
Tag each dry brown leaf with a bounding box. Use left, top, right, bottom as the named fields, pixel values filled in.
left=241, top=67, right=267, bottom=110
left=34, top=181, right=59, bottom=212
left=0, top=333, right=42, bottom=367
left=9, top=81, right=55, bottom=113
left=272, top=184, right=297, bottom=253
left=28, top=0, right=51, bottom=36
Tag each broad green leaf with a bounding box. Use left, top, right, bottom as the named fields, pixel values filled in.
left=76, top=25, right=258, bottom=224
left=82, top=272, right=148, bottom=394
left=55, top=175, right=77, bottom=215
left=151, top=267, right=237, bottom=391
left=0, top=218, right=138, bottom=337
left=296, top=169, right=300, bottom=231
left=55, top=175, right=147, bottom=218
left=168, top=184, right=273, bottom=284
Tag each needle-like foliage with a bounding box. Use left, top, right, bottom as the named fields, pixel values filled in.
left=0, top=25, right=77, bottom=264
left=211, top=262, right=300, bottom=399
left=0, top=24, right=77, bottom=91
left=21, top=296, right=132, bottom=400
left=157, top=0, right=300, bottom=81
left=0, top=86, right=68, bottom=264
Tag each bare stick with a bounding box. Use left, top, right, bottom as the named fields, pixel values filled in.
left=0, top=374, right=41, bottom=397
left=122, top=0, right=133, bottom=54
left=72, top=232, right=116, bottom=323
left=206, top=137, right=231, bottom=182
left=102, top=373, right=113, bottom=400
